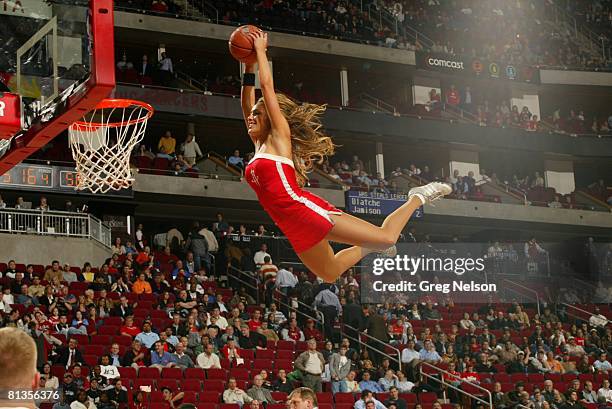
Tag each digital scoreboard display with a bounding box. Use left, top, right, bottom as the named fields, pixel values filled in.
left=0, top=164, right=132, bottom=197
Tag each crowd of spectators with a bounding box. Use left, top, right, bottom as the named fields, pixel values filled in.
left=0, top=204, right=611, bottom=409
left=378, top=0, right=611, bottom=70
left=132, top=131, right=204, bottom=178
left=115, top=51, right=175, bottom=87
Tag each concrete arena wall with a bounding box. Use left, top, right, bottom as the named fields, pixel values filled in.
left=0, top=233, right=112, bottom=267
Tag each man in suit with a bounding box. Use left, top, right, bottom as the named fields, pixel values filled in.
left=342, top=297, right=363, bottom=350
left=55, top=338, right=84, bottom=369
left=138, top=54, right=153, bottom=78
left=329, top=345, right=352, bottom=394
left=112, top=295, right=133, bottom=318
left=365, top=306, right=389, bottom=365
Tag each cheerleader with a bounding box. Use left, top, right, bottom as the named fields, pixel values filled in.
left=242, top=30, right=451, bottom=283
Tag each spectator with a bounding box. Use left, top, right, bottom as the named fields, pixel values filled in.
left=55, top=338, right=84, bottom=369
left=384, top=387, right=408, bottom=409
left=419, top=340, right=442, bottom=363
left=354, top=390, right=386, bottom=409
left=44, top=261, right=63, bottom=282
left=446, top=84, right=460, bottom=106
left=598, top=379, right=612, bottom=402
left=157, top=131, right=176, bottom=159
left=293, top=339, right=325, bottom=392
left=150, top=340, right=177, bottom=371
left=132, top=273, right=152, bottom=294
left=185, top=222, right=210, bottom=273
left=359, top=372, right=383, bottom=393
left=223, top=377, right=253, bottom=406
left=181, top=134, right=203, bottom=166
left=329, top=345, right=352, bottom=394
left=158, top=52, right=174, bottom=86
left=196, top=342, right=221, bottom=369
left=172, top=341, right=194, bottom=369
left=135, top=321, right=160, bottom=349
left=247, top=374, right=276, bottom=403
left=229, top=149, right=244, bottom=169
left=112, top=296, right=133, bottom=319
left=121, top=339, right=148, bottom=369
left=253, top=243, right=271, bottom=266
left=238, top=324, right=267, bottom=350
left=272, top=369, right=294, bottom=394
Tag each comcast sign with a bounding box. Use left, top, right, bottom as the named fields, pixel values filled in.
left=427, top=57, right=465, bottom=70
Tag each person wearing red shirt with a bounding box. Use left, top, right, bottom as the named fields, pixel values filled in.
left=461, top=363, right=480, bottom=384
left=221, top=336, right=243, bottom=363
left=303, top=319, right=323, bottom=342
left=446, top=85, right=460, bottom=106
left=120, top=315, right=141, bottom=338
left=282, top=319, right=305, bottom=342
left=247, top=310, right=263, bottom=332
left=527, top=115, right=539, bottom=131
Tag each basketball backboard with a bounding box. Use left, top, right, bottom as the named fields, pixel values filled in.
left=0, top=0, right=115, bottom=175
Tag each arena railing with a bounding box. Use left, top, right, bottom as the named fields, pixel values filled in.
left=561, top=302, right=611, bottom=326
left=0, top=208, right=112, bottom=247
left=501, top=278, right=541, bottom=316
left=225, top=265, right=325, bottom=329
left=419, top=362, right=493, bottom=409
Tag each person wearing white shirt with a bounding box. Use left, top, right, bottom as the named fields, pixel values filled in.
left=354, top=391, right=386, bottom=409
left=197, top=343, right=221, bottom=369
left=275, top=267, right=298, bottom=291
left=598, top=379, right=612, bottom=402
left=207, top=308, right=228, bottom=330
left=594, top=352, right=612, bottom=372
left=589, top=308, right=608, bottom=328
left=253, top=244, right=271, bottom=266
left=199, top=226, right=219, bottom=253
left=181, top=134, right=203, bottom=166
left=159, top=52, right=173, bottom=73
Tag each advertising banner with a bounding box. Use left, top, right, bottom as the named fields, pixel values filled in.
left=416, top=52, right=540, bottom=83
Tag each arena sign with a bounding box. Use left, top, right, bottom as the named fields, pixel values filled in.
left=345, top=190, right=424, bottom=218
left=416, top=52, right=540, bottom=83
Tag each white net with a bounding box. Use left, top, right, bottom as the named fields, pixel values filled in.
left=68, top=100, right=152, bottom=194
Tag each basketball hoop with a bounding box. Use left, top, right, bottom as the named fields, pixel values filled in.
left=68, top=99, right=154, bottom=194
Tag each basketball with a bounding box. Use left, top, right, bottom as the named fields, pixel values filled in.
left=228, top=25, right=260, bottom=64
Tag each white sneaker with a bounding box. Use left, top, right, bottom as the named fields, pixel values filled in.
left=409, top=182, right=452, bottom=205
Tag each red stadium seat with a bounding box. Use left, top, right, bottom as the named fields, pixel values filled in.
left=113, top=335, right=133, bottom=346
left=182, top=391, right=198, bottom=403
left=271, top=392, right=287, bottom=402
left=255, top=349, right=275, bottom=360
left=133, top=379, right=156, bottom=390
left=149, top=403, right=169, bottom=409
left=150, top=391, right=165, bottom=402
left=316, top=393, right=333, bottom=404
left=118, top=367, right=137, bottom=380
left=206, top=369, right=228, bottom=380
left=334, top=393, right=355, bottom=404
left=419, top=392, right=438, bottom=403
left=400, top=393, right=418, bottom=403
left=228, top=368, right=250, bottom=380
left=138, top=367, right=161, bottom=379
left=203, top=380, right=225, bottom=392
left=182, top=380, right=202, bottom=392
left=90, top=335, right=112, bottom=345
left=161, top=367, right=183, bottom=379
left=157, top=379, right=179, bottom=390
left=84, top=355, right=98, bottom=367
left=276, top=350, right=293, bottom=360
left=103, top=317, right=123, bottom=326
left=274, top=360, right=293, bottom=372
left=252, top=360, right=272, bottom=371
left=84, top=345, right=105, bottom=356
left=199, top=391, right=221, bottom=402
left=218, top=405, right=240, bottom=409
left=98, top=326, right=120, bottom=336
left=184, top=368, right=205, bottom=379
left=276, top=340, right=295, bottom=350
